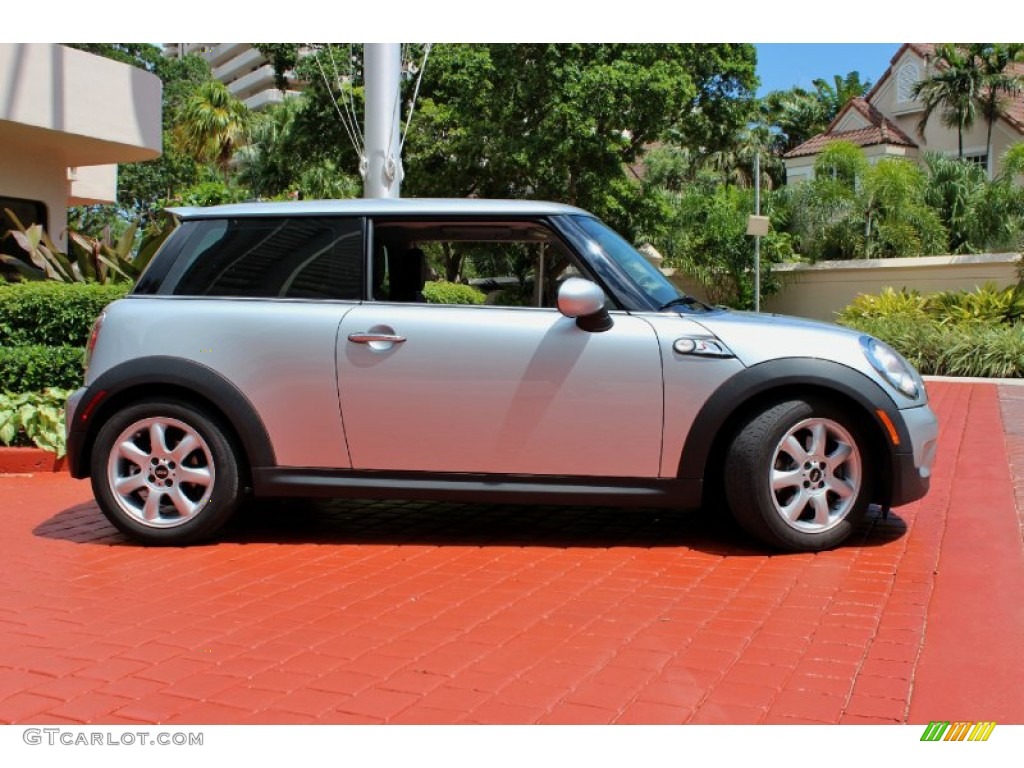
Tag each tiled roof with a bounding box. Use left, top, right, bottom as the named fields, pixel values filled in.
left=1002, top=59, right=1024, bottom=132
left=783, top=97, right=917, bottom=158
left=866, top=43, right=1024, bottom=134
left=786, top=45, right=1024, bottom=161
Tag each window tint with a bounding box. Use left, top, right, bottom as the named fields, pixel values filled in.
left=164, top=217, right=363, bottom=299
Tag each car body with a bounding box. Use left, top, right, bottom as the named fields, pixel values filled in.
left=65, top=198, right=938, bottom=551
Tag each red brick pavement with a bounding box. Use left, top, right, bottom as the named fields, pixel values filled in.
left=0, top=381, right=1020, bottom=725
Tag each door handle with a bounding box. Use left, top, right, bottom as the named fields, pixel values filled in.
left=348, top=332, right=407, bottom=344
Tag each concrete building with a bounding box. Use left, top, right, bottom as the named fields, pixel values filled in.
left=785, top=44, right=1024, bottom=183
left=0, top=44, right=162, bottom=254
left=164, top=44, right=301, bottom=111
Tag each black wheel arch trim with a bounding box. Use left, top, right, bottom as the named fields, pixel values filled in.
left=66, top=356, right=275, bottom=478
left=677, top=357, right=912, bottom=486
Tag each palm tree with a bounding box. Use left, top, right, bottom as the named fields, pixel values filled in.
left=761, top=71, right=871, bottom=157
left=811, top=71, right=872, bottom=117
left=174, top=81, right=251, bottom=183
left=972, top=44, right=1024, bottom=169
left=762, top=87, right=830, bottom=154
left=700, top=122, right=784, bottom=190
left=911, top=44, right=984, bottom=158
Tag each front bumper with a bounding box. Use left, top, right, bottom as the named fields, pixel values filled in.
left=889, top=403, right=939, bottom=507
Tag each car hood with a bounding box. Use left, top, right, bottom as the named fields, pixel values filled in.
left=688, top=309, right=868, bottom=369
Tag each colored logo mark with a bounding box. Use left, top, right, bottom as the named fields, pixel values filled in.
left=921, top=721, right=996, bottom=742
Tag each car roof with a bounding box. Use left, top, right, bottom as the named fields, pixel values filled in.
left=167, top=198, right=591, bottom=220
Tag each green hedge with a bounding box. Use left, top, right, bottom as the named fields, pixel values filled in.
left=422, top=281, right=486, bottom=305
left=0, top=345, right=85, bottom=392
left=842, top=316, right=1024, bottom=378
left=0, top=282, right=129, bottom=347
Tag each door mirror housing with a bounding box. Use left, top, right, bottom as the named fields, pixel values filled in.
left=557, top=278, right=613, bottom=332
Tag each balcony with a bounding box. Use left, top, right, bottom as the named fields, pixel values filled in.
left=213, top=47, right=266, bottom=84
left=0, top=44, right=161, bottom=165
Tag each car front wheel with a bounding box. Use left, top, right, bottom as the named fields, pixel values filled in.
left=90, top=400, right=243, bottom=545
left=724, top=399, right=872, bottom=552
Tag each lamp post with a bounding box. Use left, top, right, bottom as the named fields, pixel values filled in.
left=363, top=44, right=403, bottom=199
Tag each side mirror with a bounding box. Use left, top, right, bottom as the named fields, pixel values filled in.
left=557, top=278, right=613, bottom=332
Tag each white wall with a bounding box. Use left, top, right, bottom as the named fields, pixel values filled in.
left=0, top=44, right=162, bottom=248
left=762, top=253, right=1020, bottom=322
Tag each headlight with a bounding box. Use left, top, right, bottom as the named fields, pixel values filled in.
left=860, top=336, right=920, bottom=400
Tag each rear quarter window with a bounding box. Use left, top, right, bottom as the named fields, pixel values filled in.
left=158, top=217, right=364, bottom=300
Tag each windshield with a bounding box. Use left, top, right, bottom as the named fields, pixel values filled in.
left=570, top=215, right=684, bottom=309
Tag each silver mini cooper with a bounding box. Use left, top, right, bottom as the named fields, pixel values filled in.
left=66, top=199, right=938, bottom=551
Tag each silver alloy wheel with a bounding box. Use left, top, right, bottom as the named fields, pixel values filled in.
left=105, top=416, right=216, bottom=528
left=768, top=417, right=862, bottom=533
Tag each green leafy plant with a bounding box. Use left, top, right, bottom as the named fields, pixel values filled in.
left=926, top=283, right=1024, bottom=326
left=0, top=388, right=70, bottom=456
left=2, top=208, right=176, bottom=284
left=835, top=287, right=929, bottom=323
left=0, top=345, right=85, bottom=392
left=422, top=281, right=486, bottom=305
left=1, top=210, right=83, bottom=282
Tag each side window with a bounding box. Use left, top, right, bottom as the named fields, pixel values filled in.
left=164, top=217, right=363, bottom=300
left=371, top=220, right=588, bottom=308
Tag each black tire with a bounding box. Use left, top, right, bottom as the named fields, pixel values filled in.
left=724, top=398, right=872, bottom=552
left=90, top=399, right=243, bottom=545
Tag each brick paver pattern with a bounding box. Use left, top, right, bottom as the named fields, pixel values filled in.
left=0, top=381, right=1021, bottom=725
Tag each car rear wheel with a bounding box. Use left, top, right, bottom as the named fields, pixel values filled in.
left=90, top=400, right=243, bottom=545
left=724, top=399, right=871, bottom=552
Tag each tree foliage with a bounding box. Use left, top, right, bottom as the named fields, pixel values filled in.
left=761, top=71, right=872, bottom=155
left=641, top=176, right=792, bottom=308
left=64, top=44, right=164, bottom=72
left=784, top=141, right=948, bottom=260
left=971, top=44, right=1024, bottom=162
left=923, top=150, right=1024, bottom=253
left=116, top=54, right=216, bottom=219
left=174, top=81, right=252, bottom=182
left=402, top=44, right=757, bottom=237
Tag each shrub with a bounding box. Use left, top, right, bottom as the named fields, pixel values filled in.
left=838, top=284, right=1024, bottom=327
left=0, top=346, right=85, bottom=392
left=0, top=282, right=129, bottom=346
left=939, top=326, right=1024, bottom=378
left=0, top=388, right=69, bottom=456
left=485, top=283, right=534, bottom=307
left=842, top=315, right=951, bottom=374
left=839, top=306, right=1024, bottom=378
left=835, top=287, right=929, bottom=324
left=925, top=283, right=1024, bottom=326
left=422, top=281, right=486, bottom=305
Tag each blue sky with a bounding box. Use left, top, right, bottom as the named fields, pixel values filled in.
left=754, top=44, right=900, bottom=96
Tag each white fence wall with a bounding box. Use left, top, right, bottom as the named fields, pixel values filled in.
left=761, top=253, right=1021, bottom=322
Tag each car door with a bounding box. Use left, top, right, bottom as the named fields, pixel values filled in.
left=336, top=303, right=664, bottom=477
